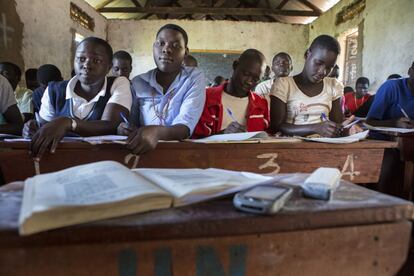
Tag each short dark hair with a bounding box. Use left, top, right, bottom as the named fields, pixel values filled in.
left=387, top=74, right=402, bottom=80
left=238, top=49, right=266, bottom=65
left=356, top=77, right=370, bottom=86
left=78, top=37, right=113, bottom=61
left=309, top=35, right=341, bottom=55
left=0, top=62, right=22, bottom=78
left=25, top=68, right=37, bottom=81
left=113, top=50, right=132, bottom=64
left=37, top=64, right=63, bottom=86
left=156, top=24, right=188, bottom=47
left=272, top=52, right=292, bottom=64
left=344, top=86, right=354, bottom=93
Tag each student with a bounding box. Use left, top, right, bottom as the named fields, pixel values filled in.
left=24, top=37, right=132, bottom=158
left=366, top=61, right=414, bottom=128
left=25, top=68, right=39, bottom=91
left=261, top=65, right=271, bottom=81
left=255, top=52, right=293, bottom=99
left=193, top=49, right=268, bottom=137
left=270, top=35, right=347, bottom=137
left=343, top=77, right=372, bottom=116
left=328, top=64, right=339, bottom=79
left=119, top=24, right=205, bottom=154
left=112, top=50, right=133, bottom=79
left=211, top=75, right=225, bottom=87
left=32, top=64, right=63, bottom=113
left=0, top=74, right=23, bottom=135
left=0, top=62, right=33, bottom=122
left=183, top=54, right=198, bottom=67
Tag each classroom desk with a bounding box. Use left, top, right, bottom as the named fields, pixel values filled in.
left=0, top=180, right=412, bottom=276
left=396, top=134, right=414, bottom=199
left=0, top=140, right=396, bottom=184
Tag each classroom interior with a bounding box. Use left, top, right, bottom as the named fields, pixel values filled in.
left=1, top=0, right=414, bottom=275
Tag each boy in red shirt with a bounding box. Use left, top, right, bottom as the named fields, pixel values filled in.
left=343, top=77, right=372, bottom=116
left=193, top=49, right=268, bottom=137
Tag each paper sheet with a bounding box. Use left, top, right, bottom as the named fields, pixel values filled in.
left=364, top=124, right=414, bottom=134
left=187, top=131, right=269, bottom=143
left=299, top=130, right=369, bottom=144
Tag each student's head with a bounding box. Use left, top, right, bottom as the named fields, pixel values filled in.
left=355, top=77, right=370, bottom=98
left=231, top=49, right=266, bottom=94
left=74, top=37, right=113, bottom=86
left=387, top=74, right=401, bottom=80
left=112, top=50, right=132, bottom=79
left=272, top=52, right=292, bottom=78
left=183, top=54, right=198, bottom=67
left=37, top=64, right=63, bottom=88
left=25, top=68, right=39, bottom=90
left=0, top=62, right=22, bottom=90
left=212, top=75, right=225, bottom=87
left=328, top=65, right=340, bottom=79
left=303, top=35, right=340, bottom=83
left=154, top=24, right=189, bottom=74
left=343, top=86, right=354, bottom=94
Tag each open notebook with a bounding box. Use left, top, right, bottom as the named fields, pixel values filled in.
left=19, top=160, right=273, bottom=235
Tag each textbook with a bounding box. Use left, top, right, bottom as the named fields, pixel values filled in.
left=19, top=161, right=273, bottom=235
left=188, top=131, right=269, bottom=143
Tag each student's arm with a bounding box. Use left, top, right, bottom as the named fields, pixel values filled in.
left=126, top=124, right=189, bottom=154
left=0, top=104, right=23, bottom=135
left=270, top=96, right=340, bottom=137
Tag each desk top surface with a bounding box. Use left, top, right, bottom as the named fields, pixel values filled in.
left=0, top=179, right=412, bottom=248
left=0, top=139, right=398, bottom=150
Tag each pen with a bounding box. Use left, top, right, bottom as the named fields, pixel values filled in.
left=320, top=112, right=328, bottom=122
left=342, top=118, right=361, bottom=129
left=398, top=104, right=411, bottom=120
left=226, top=108, right=240, bottom=124
left=120, top=112, right=129, bottom=124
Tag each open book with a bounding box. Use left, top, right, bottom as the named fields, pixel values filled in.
left=19, top=161, right=273, bottom=235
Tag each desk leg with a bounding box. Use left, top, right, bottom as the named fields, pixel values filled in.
left=403, top=161, right=414, bottom=201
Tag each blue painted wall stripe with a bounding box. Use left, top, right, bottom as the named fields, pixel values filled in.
left=154, top=248, right=172, bottom=276
left=118, top=249, right=137, bottom=276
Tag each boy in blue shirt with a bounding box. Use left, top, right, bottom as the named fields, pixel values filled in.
left=367, top=61, right=414, bottom=128
left=119, top=24, right=206, bottom=154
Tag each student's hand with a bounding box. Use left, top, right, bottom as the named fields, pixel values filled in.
left=22, top=119, right=39, bottom=138
left=223, top=122, right=246, bottom=134
left=395, top=118, right=414, bottom=128
left=313, top=121, right=341, bottom=137
left=117, top=122, right=137, bottom=136
left=30, top=117, right=72, bottom=159
left=341, top=115, right=363, bottom=136
left=126, top=126, right=160, bottom=155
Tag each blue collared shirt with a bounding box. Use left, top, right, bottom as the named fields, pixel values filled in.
left=130, top=66, right=206, bottom=134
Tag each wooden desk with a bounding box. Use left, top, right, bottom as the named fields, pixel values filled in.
left=397, top=134, right=414, bottom=199
left=0, top=140, right=396, bottom=184
left=0, top=180, right=412, bottom=275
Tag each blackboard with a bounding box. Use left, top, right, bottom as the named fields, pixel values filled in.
left=191, top=51, right=241, bottom=86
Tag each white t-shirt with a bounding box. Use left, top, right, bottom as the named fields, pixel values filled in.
left=220, top=91, right=248, bottom=130
left=40, top=76, right=132, bottom=121
left=270, top=77, right=343, bottom=125
left=0, top=74, right=17, bottom=124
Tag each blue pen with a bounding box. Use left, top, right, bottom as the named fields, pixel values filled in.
left=320, top=112, right=328, bottom=122
left=120, top=112, right=129, bottom=124
left=226, top=108, right=240, bottom=124
left=397, top=104, right=411, bottom=120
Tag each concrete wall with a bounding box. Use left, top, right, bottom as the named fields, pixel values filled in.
left=309, top=0, right=414, bottom=91
left=2, top=0, right=107, bottom=80
left=107, top=19, right=309, bottom=79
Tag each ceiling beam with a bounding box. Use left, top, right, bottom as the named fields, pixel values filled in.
left=98, top=7, right=321, bottom=16
left=95, top=0, right=116, bottom=10
left=297, top=0, right=322, bottom=14
left=130, top=0, right=142, bottom=7
left=276, top=0, right=289, bottom=9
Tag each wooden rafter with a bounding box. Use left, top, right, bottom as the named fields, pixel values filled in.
left=276, top=0, right=289, bottom=9
left=298, top=0, right=322, bottom=13
left=95, top=0, right=115, bottom=10
left=130, top=0, right=142, bottom=7
left=98, top=7, right=321, bottom=17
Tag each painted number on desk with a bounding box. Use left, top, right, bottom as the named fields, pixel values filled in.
left=341, top=154, right=360, bottom=181
left=257, top=153, right=280, bottom=175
